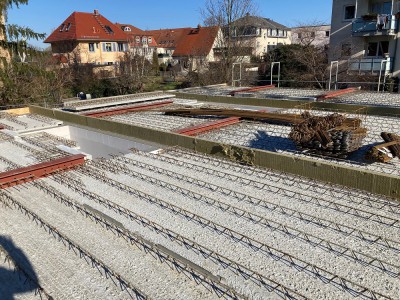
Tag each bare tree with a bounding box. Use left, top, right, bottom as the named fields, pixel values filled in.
left=201, top=0, right=258, bottom=83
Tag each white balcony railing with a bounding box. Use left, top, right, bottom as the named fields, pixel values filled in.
left=348, top=57, right=392, bottom=74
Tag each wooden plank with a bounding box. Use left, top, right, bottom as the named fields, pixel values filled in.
left=175, top=117, right=240, bottom=136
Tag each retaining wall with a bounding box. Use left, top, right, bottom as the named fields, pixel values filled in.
left=29, top=105, right=400, bottom=200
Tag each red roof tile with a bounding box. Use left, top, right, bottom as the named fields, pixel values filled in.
left=45, top=11, right=127, bottom=43
left=145, top=28, right=192, bottom=49
left=172, top=26, right=220, bottom=57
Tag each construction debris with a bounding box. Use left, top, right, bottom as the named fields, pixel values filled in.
left=289, top=113, right=367, bottom=157
left=366, top=132, right=400, bottom=163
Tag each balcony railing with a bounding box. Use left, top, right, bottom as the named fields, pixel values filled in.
left=348, top=57, right=392, bottom=74
left=352, top=15, right=398, bottom=35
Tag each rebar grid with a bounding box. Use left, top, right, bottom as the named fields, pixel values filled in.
left=30, top=181, right=246, bottom=300
left=94, top=157, right=400, bottom=278
left=26, top=114, right=59, bottom=125
left=0, top=192, right=149, bottom=300
left=0, top=122, right=15, bottom=130
left=0, top=114, right=28, bottom=128
left=114, top=154, right=400, bottom=235
left=64, top=92, right=169, bottom=109
left=0, top=243, right=53, bottom=300
left=49, top=172, right=307, bottom=300
left=0, top=156, right=246, bottom=300
left=76, top=163, right=394, bottom=300
left=137, top=148, right=400, bottom=215
left=107, top=112, right=213, bottom=132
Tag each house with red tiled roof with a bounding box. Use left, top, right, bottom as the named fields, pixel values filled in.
left=45, top=10, right=129, bottom=65
left=117, top=24, right=157, bottom=61
left=146, top=26, right=223, bottom=70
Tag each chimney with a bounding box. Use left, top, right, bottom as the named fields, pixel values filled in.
left=94, top=9, right=99, bottom=16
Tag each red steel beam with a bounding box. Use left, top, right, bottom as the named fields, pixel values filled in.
left=317, top=87, right=359, bottom=100
left=229, top=85, right=275, bottom=96
left=83, top=100, right=174, bottom=118
left=175, top=117, right=240, bottom=136
left=0, top=154, right=85, bottom=189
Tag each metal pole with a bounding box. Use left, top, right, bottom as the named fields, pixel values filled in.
left=271, top=62, right=281, bottom=87
left=329, top=61, right=339, bottom=91
left=378, top=59, right=388, bottom=92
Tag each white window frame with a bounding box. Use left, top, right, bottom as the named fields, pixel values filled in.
left=88, top=43, right=95, bottom=52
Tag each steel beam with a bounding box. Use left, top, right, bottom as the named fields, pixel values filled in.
left=0, top=154, right=85, bottom=189
left=317, top=87, right=359, bottom=100
left=82, top=100, right=174, bottom=118
left=175, top=117, right=240, bottom=136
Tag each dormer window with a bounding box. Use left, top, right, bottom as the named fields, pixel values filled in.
left=124, top=27, right=131, bottom=32
left=135, top=36, right=140, bottom=43
left=148, top=37, right=152, bottom=43
left=59, top=24, right=65, bottom=32
left=65, top=23, right=71, bottom=32
left=142, top=37, right=147, bottom=44
left=105, top=25, right=114, bottom=34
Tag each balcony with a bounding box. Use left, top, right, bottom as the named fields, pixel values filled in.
left=352, top=15, right=398, bottom=36
left=348, top=57, right=392, bottom=74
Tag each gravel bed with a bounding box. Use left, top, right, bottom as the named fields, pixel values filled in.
left=107, top=111, right=219, bottom=132
left=331, top=91, right=400, bottom=108
left=0, top=201, right=127, bottom=299
left=200, top=110, right=400, bottom=177
left=63, top=154, right=400, bottom=299
left=8, top=180, right=214, bottom=300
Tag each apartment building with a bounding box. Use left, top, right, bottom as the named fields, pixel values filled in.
left=231, top=15, right=292, bottom=58
left=291, top=25, right=331, bottom=47
left=330, top=0, right=400, bottom=76
left=45, top=10, right=129, bottom=65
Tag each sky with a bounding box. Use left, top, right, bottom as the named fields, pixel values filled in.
left=7, top=0, right=332, bottom=49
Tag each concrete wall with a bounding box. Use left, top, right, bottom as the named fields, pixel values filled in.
left=29, top=105, right=400, bottom=200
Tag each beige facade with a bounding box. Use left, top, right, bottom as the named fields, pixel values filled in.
left=291, top=25, right=331, bottom=47
left=51, top=41, right=128, bottom=65
left=231, top=16, right=292, bottom=59
left=330, top=0, right=400, bottom=77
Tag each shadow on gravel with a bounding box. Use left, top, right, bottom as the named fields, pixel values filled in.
left=249, top=130, right=296, bottom=152
left=0, top=236, right=39, bottom=300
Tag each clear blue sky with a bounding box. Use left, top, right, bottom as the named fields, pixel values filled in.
left=7, top=0, right=332, bottom=49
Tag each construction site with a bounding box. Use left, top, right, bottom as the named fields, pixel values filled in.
left=1, top=86, right=400, bottom=299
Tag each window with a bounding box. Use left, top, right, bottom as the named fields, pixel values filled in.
left=135, top=36, right=140, bottom=44
left=371, top=1, right=392, bottom=14
left=341, top=43, right=352, bottom=56
left=344, top=5, right=356, bottom=20
left=104, top=25, right=114, bottom=34
left=124, top=27, right=131, bottom=32
left=59, top=24, right=65, bottom=32
left=325, top=31, right=330, bottom=37
left=104, top=42, right=112, bottom=52
left=89, top=43, right=95, bottom=52
left=142, top=37, right=147, bottom=44
left=65, top=23, right=72, bottom=31
left=148, top=37, right=152, bottom=43
left=118, top=42, right=124, bottom=52
left=367, top=41, right=389, bottom=57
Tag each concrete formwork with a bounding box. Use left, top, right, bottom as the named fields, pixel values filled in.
left=29, top=105, right=400, bottom=200
left=174, top=92, right=400, bottom=117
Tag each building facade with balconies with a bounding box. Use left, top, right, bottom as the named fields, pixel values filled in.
left=329, top=0, right=400, bottom=76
